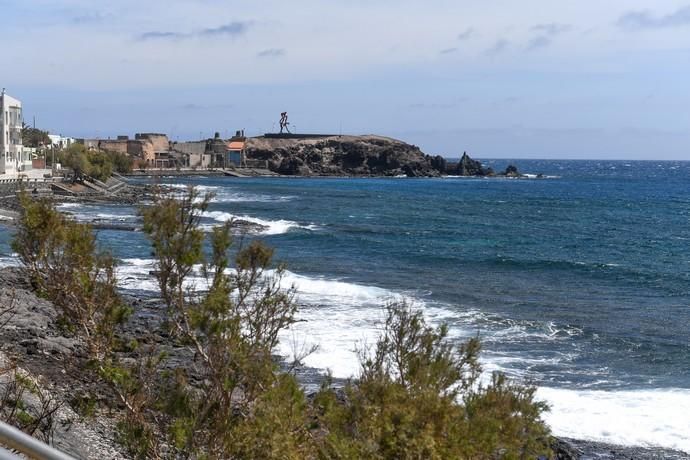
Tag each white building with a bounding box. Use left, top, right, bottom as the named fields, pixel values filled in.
left=48, top=134, right=75, bottom=150
left=0, top=89, right=31, bottom=174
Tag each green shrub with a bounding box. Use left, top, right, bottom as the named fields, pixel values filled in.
left=12, top=187, right=553, bottom=459
left=58, top=144, right=131, bottom=181
left=314, top=304, right=551, bottom=459
left=137, top=186, right=309, bottom=458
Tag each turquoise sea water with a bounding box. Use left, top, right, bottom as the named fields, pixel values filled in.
left=1, top=159, right=689, bottom=449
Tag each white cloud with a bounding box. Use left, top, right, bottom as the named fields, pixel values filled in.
left=6, top=0, right=687, bottom=89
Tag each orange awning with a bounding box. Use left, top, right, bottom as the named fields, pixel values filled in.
left=227, top=141, right=245, bottom=151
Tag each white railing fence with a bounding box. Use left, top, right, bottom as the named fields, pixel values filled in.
left=0, top=421, right=75, bottom=460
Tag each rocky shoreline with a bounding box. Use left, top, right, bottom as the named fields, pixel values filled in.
left=0, top=267, right=686, bottom=459
left=0, top=181, right=274, bottom=235
left=0, top=173, right=685, bottom=459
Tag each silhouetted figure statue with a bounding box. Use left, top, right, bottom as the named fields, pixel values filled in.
left=279, top=112, right=291, bottom=134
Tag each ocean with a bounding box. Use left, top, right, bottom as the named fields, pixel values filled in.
left=1, top=159, right=689, bottom=451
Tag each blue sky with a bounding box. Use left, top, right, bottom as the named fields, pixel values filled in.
left=3, top=0, right=690, bottom=159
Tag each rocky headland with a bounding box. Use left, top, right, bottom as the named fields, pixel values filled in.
left=246, top=135, right=521, bottom=178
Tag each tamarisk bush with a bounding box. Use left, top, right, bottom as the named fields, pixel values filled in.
left=135, top=186, right=311, bottom=458
left=11, top=188, right=553, bottom=459
left=314, top=304, right=551, bottom=459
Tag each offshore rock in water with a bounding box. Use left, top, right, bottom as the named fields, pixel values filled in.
left=503, top=164, right=520, bottom=177
left=232, top=219, right=268, bottom=234
left=445, top=153, right=522, bottom=178
left=452, top=152, right=492, bottom=176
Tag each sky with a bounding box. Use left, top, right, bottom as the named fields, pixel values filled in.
left=3, top=0, right=690, bottom=159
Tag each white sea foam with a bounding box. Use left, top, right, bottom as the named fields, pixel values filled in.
left=57, top=203, right=139, bottom=223
left=537, top=387, right=690, bottom=452
left=161, top=183, right=293, bottom=204
left=273, top=274, right=690, bottom=452
left=275, top=272, right=460, bottom=380
left=117, top=258, right=161, bottom=292
left=114, top=258, right=440, bottom=377
left=117, top=258, right=222, bottom=293
left=203, top=211, right=317, bottom=235
left=0, top=255, right=19, bottom=269
left=28, top=252, right=690, bottom=451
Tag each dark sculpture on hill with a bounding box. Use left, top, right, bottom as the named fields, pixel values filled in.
left=279, top=112, right=291, bottom=134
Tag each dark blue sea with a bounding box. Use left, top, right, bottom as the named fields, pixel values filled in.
left=1, top=159, right=689, bottom=449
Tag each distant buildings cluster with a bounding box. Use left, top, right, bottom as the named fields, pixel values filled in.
left=81, top=131, right=247, bottom=169
left=0, top=89, right=249, bottom=176
left=1, top=90, right=79, bottom=175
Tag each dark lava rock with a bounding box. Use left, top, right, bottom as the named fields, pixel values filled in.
left=561, top=437, right=689, bottom=460
left=456, top=152, right=486, bottom=176
left=277, top=156, right=313, bottom=176
left=247, top=135, right=444, bottom=177
left=447, top=152, right=494, bottom=176
left=503, top=164, right=520, bottom=177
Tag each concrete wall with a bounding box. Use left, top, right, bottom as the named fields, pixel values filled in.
left=171, top=141, right=206, bottom=156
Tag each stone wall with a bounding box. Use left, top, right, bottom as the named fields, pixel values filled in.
left=98, top=140, right=128, bottom=155
left=136, top=133, right=168, bottom=152
left=126, top=140, right=144, bottom=158
left=0, top=179, right=52, bottom=198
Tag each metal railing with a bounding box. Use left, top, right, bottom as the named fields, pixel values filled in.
left=0, top=421, right=75, bottom=460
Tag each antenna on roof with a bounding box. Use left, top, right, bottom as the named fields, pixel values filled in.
left=1, top=88, right=5, bottom=96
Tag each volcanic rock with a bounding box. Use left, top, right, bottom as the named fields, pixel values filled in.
left=246, top=135, right=444, bottom=177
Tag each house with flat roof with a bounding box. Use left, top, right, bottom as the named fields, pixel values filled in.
left=227, top=133, right=246, bottom=167
left=0, top=89, right=32, bottom=174
left=48, top=134, right=76, bottom=150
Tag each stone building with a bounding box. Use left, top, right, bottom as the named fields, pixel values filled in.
left=81, top=133, right=172, bottom=166
left=135, top=133, right=170, bottom=165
